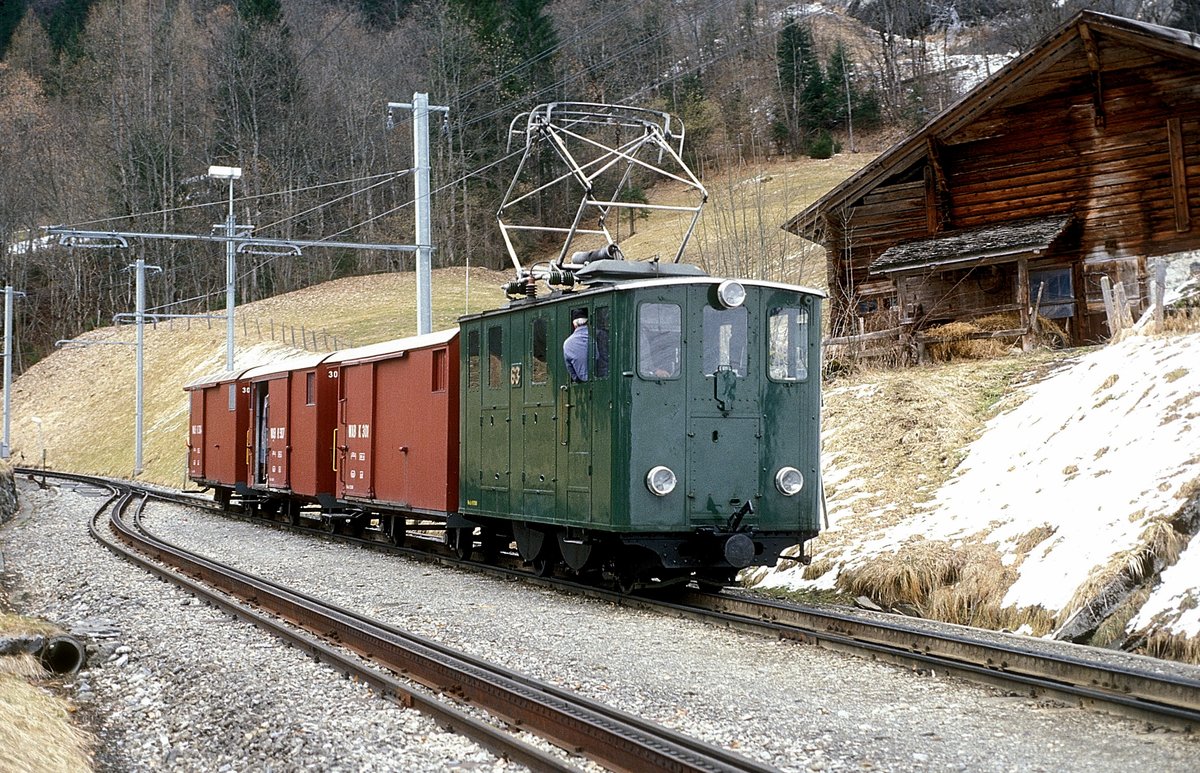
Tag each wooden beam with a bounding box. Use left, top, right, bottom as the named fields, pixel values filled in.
left=1078, top=23, right=1106, bottom=128
left=1168, top=117, right=1191, bottom=232
left=925, top=137, right=950, bottom=235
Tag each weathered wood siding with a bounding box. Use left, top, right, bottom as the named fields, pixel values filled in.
left=822, top=29, right=1199, bottom=342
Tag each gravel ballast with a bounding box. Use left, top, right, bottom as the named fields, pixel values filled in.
left=4, top=479, right=1199, bottom=772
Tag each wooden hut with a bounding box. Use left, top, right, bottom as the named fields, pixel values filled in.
left=783, top=11, right=1200, bottom=355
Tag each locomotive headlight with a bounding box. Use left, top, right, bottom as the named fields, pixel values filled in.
left=775, top=467, right=804, bottom=496
left=646, top=465, right=677, bottom=496
left=715, top=279, right=746, bottom=309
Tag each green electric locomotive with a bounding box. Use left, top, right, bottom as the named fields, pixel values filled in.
left=457, top=259, right=823, bottom=589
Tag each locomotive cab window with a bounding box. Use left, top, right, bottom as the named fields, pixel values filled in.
left=467, top=330, right=480, bottom=391
left=638, top=302, right=681, bottom=379
left=702, top=306, right=747, bottom=377
left=487, top=325, right=504, bottom=389
left=593, top=306, right=610, bottom=379
left=768, top=307, right=809, bottom=382
left=531, top=317, right=548, bottom=384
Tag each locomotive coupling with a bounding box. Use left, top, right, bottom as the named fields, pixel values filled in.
left=723, top=532, right=756, bottom=568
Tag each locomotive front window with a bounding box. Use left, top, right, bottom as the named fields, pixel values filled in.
left=638, top=302, right=681, bottom=379
left=702, top=306, right=748, bottom=377
left=531, top=317, right=548, bottom=384
left=487, top=325, right=503, bottom=389
left=467, top=330, right=480, bottom=390
left=768, top=307, right=809, bottom=382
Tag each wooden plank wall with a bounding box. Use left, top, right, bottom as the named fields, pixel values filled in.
left=826, top=33, right=1200, bottom=339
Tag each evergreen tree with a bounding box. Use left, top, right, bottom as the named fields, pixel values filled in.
left=506, top=0, right=558, bottom=92
left=44, top=0, right=94, bottom=54
left=774, top=16, right=822, bottom=155
left=0, top=0, right=26, bottom=59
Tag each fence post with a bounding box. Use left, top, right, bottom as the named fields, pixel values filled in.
left=1100, top=275, right=1120, bottom=337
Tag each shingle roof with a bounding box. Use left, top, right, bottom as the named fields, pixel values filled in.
left=869, top=216, right=1073, bottom=275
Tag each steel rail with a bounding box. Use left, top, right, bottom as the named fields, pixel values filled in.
left=30, top=471, right=773, bottom=773
left=675, top=590, right=1200, bottom=728
left=72, top=478, right=575, bottom=773
left=159, top=481, right=1200, bottom=730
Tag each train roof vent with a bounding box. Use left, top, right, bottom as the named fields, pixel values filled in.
left=497, top=103, right=708, bottom=296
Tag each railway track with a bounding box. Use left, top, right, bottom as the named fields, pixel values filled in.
left=37, top=469, right=777, bottom=773
left=25, top=470, right=1200, bottom=748
left=127, top=475, right=1200, bottom=732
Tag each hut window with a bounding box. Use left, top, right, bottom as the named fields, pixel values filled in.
left=1029, top=268, right=1075, bottom=319
left=768, top=307, right=810, bottom=382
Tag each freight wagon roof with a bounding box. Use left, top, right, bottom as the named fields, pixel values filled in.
left=324, top=327, right=458, bottom=366
left=242, top=352, right=333, bottom=381
left=184, top=366, right=256, bottom=391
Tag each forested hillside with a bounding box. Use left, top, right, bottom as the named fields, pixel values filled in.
left=1, top=0, right=1195, bottom=368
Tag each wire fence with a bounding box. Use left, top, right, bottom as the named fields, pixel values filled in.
left=159, top=313, right=354, bottom=353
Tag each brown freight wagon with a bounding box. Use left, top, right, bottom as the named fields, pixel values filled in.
left=243, top=353, right=339, bottom=511
left=185, top=368, right=253, bottom=505
left=328, top=329, right=460, bottom=516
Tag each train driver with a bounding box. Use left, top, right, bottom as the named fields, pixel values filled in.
left=563, top=315, right=589, bottom=382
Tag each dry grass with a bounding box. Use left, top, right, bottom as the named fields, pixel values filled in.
left=923, top=314, right=1069, bottom=363
left=7, top=152, right=865, bottom=487
left=0, top=675, right=92, bottom=772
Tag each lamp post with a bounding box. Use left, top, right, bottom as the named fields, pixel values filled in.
left=208, top=165, right=242, bottom=372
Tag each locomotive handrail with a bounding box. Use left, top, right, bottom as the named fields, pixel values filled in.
left=558, top=385, right=571, bottom=446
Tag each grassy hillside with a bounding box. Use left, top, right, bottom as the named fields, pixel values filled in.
left=7, top=155, right=871, bottom=485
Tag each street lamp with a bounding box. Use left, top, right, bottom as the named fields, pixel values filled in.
left=208, top=165, right=242, bottom=372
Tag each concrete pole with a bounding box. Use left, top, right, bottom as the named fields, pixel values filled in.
left=388, top=95, right=447, bottom=336
left=226, top=177, right=237, bottom=371
left=413, top=92, right=433, bottom=335
left=2, top=285, right=13, bottom=459
left=135, top=260, right=146, bottom=476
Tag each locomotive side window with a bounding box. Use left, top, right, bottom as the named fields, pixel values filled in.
left=768, top=307, right=810, bottom=382
left=531, top=317, right=548, bottom=384
left=487, top=325, right=504, bottom=388
left=594, top=306, right=610, bottom=379
left=467, top=330, right=481, bottom=391
left=638, top=302, right=681, bottom=379
left=702, top=306, right=748, bottom=376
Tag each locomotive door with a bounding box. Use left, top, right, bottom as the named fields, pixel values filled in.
left=188, top=389, right=205, bottom=479
left=519, top=313, right=557, bottom=520
left=338, top=362, right=376, bottom=498
left=556, top=302, right=605, bottom=525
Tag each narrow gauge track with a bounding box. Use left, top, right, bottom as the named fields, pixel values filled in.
left=35, top=470, right=777, bottom=773
left=137, top=475, right=1200, bottom=733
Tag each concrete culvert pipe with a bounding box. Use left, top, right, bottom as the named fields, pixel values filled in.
left=39, top=635, right=86, bottom=675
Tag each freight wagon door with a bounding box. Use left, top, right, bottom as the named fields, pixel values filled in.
left=338, top=362, right=376, bottom=498
left=266, top=377, right=291, bottom=489
left=188, top=390, right=205, bottom=479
